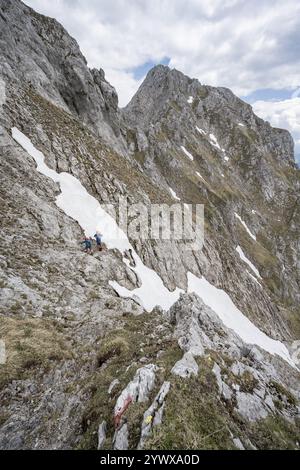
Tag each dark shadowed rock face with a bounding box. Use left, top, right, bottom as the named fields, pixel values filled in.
left=0, top=0, right=299, bottom=450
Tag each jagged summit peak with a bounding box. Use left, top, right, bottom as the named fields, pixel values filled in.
left=123, top=64, right=202, bottom=127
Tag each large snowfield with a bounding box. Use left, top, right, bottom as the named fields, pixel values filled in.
left=12, top=128, right=295, bottom=367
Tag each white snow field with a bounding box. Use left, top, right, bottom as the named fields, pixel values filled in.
left=235, top=212, right=257, bottom=241
left=12, top=128, right=295, bottom=366
left=180, top=145, right=194, bottom=161
left=187, top=96, right=194, bottom=104
left=236, top=245, right=261, bottom=279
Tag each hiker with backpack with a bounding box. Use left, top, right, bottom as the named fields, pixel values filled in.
left=81, top=237, right=93, bottom=254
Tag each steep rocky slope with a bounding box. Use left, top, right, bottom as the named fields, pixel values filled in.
left=0, top=0, right=299, bottom=450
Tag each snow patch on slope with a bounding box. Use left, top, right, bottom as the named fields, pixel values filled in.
left=0, top=79, right=5, bottom=107
left=187, top=273, right=294, bottom=367
left=196, top=126, right=206, bottom=136
left=187, top=96, right=194, bottom=104
left=12, top=128, right=295, bottom=367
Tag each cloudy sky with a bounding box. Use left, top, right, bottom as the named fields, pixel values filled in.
left=25, top=0, right=300, bottom=162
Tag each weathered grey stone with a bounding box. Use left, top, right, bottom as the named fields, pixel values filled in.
left=138, top=381, right=170, bottom=449
left=171, top=352, right=199, bottom=378
left=248, top=346, right=264, bottom=363
left=113, top=423, right=129, bottom=450
left=152, top=403, right=165, bottom=427
left=231, top=362, right=246, bottom=377
left=290, top=341, right=300, bottom=367
left=244, top=438, right=257, bottom=450
left=0, top=0, right=125, bottom=153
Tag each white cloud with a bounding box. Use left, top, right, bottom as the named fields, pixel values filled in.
left=253, top=98, right=300, bottom=162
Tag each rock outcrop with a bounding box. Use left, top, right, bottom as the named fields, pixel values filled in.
left=0, top=0, right=299, bottom=450
left=0, top=0, right=124, bottom=151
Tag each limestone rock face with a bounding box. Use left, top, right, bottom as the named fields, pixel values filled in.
left=0, top=0, right=299, bottom=451
left=0, top=0, right=123, bottom=150
left=171, top=352, right=199, bottom=378
left=114, top=364, right=157, bottom=414
left=168, top=293, right=299, bottom=427
left=113, top=423, right=128, bottom=450
left=138, top=381, right=170, bottom=449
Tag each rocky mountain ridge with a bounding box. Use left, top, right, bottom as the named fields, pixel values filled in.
left=0, top=0, right=299, bottom=450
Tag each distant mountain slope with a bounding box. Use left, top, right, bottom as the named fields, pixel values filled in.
left=0, top=0, right=299, bottom=450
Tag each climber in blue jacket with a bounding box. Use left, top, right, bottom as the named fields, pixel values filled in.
left=94, top=232, right=102, bottom=251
